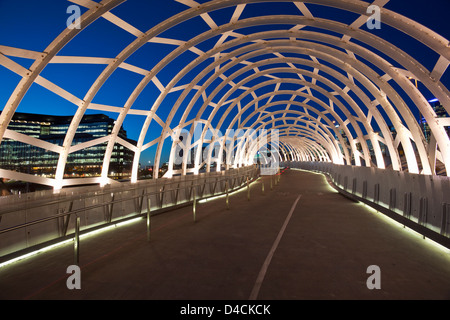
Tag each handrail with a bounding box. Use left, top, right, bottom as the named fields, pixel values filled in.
left=0, top=174, right=255, bottom=235
left=0, top=166, right=260, bottom=263
left=0, top=167, right=250, bottom=216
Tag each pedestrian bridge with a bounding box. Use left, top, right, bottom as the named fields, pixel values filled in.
left=0, top=0, right=449, bottom=300
left=1, top=165, right=450, bottom=300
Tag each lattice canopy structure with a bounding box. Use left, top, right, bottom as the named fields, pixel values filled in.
left=0, top=0, right=449, bottom=191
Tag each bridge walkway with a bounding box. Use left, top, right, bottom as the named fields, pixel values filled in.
left=1, top=168, right=450, bottom=300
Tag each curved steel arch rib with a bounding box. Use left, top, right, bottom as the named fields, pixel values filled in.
left=0, top=0, right=448, bottom=191
left=146, top=19, right=444, bottom=178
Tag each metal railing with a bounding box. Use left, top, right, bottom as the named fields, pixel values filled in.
left=286, top=161, right=450, bottom=249
left=0, top=166, right=260, bottom=264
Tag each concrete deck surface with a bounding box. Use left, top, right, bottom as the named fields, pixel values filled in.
left=1, top=168, right=450, bottom=300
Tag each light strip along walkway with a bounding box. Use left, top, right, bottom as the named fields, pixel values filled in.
left=1, top=169, right=450, bottom=300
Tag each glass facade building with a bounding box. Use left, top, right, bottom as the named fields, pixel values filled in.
left=0, top=112, right=136, bottom=179
left=420, top=100, right=450, bottom=143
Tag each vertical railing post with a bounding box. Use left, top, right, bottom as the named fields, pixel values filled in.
left=193, top=187, right=197, bottom=222
left=225, top=179, right=229, bottom=210
left=247, top=176, right=250, bottom=201
left=146, top=197, right=151, bottom=242
left=74, top=216, right=80, bottom=265
left=108, top=193, right=115, bottom=223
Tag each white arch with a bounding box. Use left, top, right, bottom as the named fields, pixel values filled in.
left=0, top=0, right=448, bottom=191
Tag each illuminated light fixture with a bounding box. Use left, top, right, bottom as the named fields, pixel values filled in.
left=198, top=177, right=259, bottom=203
left=0, top=217, right=143, bottom=269
left=79, top=217, right=142, bottom=240
left=357, top=203, right=450, bottom=255
left=428, top=98, right=439, bottom=103
left=290, top=167, right=338, bottom=193
left=0, top=239, right=73, bottom=269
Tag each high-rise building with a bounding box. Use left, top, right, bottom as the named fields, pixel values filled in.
left=0, top=112, right=136, bottom=179
left=420, top=100, right=449, bottom=143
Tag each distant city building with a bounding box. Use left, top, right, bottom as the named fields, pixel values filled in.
left=420, top=100, right=450, bottom=143
left=0, top=112, right=136, bottom=179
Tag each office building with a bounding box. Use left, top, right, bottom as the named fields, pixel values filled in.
left=0, top=112, right=136, bottom=179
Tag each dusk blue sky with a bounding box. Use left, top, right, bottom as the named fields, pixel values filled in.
left=0, top=0, right=449, bottom=166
